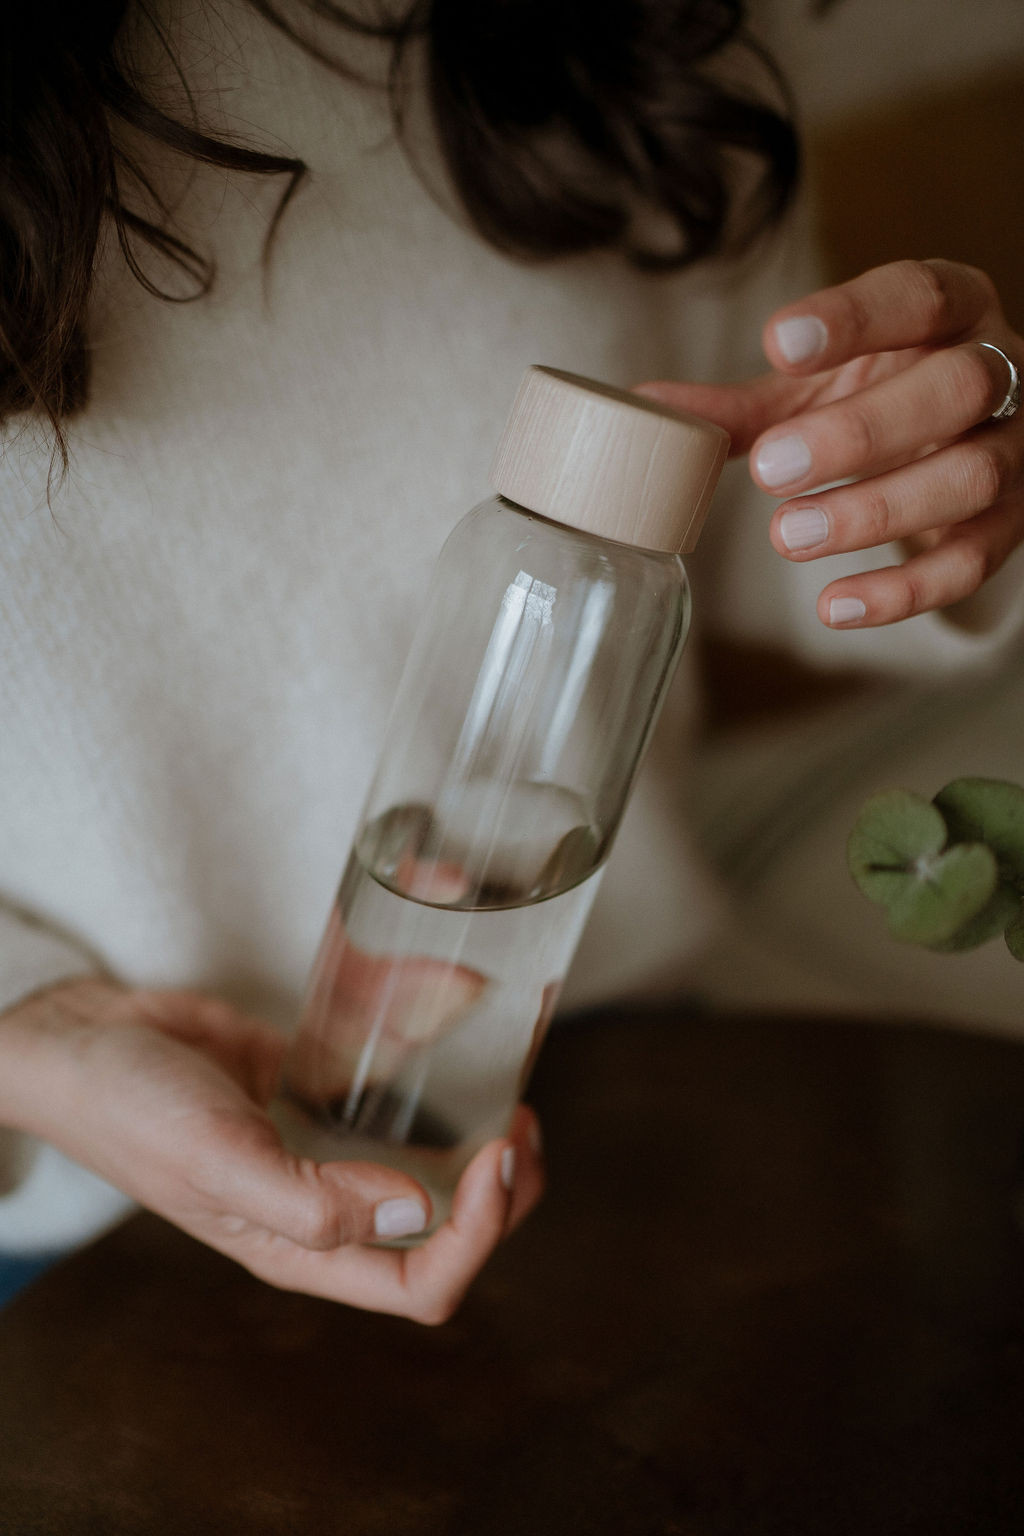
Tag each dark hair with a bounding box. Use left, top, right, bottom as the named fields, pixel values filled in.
left=1, top=1, right=798, bottom=471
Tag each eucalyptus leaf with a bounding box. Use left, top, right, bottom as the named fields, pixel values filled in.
left=928, top=881, right=1022, bottom=952
left=933, top=778, right=1024, bottom=883
left=847, top=790, right=947, bottom=903
left=882, top=841, right=998, bottom=946
left=1006, top=909, right=1024, bottom=963
left=847, top=790, right=998, bottom=946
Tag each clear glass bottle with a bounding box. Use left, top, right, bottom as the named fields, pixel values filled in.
left=274, top=368, right=728, bottom=1239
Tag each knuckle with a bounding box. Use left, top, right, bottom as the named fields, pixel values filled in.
left=957, top=441, right=1005, bottom=509
left=908, top=260, right=955, bottom=331
left=894, top=568, right=925, bottom=622
left=304, top=1209, right=342, bottom=1251
left=952, top=537, right=990, bottom=594
left=841, top=401, right=880, bottom=464
left=834, top=282, right=872, bottom=345
left=918, top=259, right=999, bottom=330
left=857, top=485, right=898, bottom=546
left=293, top=1178, right=346, bottom=1250
left=951, top=348, right=1000, bottom=420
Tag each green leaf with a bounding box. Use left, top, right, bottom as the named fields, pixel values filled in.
left=933, top=778, right=1024, bottom=883
left=847, top=790, right=998, bottom=946
left=1006, top=909, right=1024, bottom=962
left=847, top=790, right=947, bottom=902
left=928, top=881, right=1022, bottom=952
left=883, top=842, right=998, bottom=946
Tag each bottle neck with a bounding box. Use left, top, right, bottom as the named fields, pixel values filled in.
left=493, top=494, right=687, bottom=566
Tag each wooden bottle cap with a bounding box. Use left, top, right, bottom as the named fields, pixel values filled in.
left=489, top=366, right=730, bottom=555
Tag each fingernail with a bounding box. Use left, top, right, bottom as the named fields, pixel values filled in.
left=500, top=1146, right=516, bottom=1192
left=829, top=597, right=867, bottom=626
left=779, top=506, right=829, bottom=551
left=755, top=433, right=812, bottom=488
left=774, top=315, right=828, bottom=364
left=374, top=1197, right=428, bottom=1239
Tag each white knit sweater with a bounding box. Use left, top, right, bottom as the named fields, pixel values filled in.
left=2, top=0, right=1021, bottom=1250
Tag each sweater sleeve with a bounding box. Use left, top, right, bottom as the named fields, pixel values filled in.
left=0, top=899, right=103, bottom=1018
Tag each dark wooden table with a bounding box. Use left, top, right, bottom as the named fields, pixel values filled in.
left=3, top=1006, right=1024, bottom=1535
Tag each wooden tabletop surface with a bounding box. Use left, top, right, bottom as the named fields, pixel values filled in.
left=3, top=1005, right=1024, bottom=1535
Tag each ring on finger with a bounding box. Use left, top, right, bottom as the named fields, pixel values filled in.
left=979, top=342, right=1022, bottom=421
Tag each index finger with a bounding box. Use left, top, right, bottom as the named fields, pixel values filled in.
left=764, top=259, right=1001, bottom=373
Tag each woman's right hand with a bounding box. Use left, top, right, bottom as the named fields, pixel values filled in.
left=0, top=978, right=543, bottom=1324
left=642, top=259, right=1024, bottom=628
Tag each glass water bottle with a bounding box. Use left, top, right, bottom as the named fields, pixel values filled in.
left=274, top=367, right=728, bottom=1239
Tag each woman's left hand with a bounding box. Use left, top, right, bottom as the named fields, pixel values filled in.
left=641, top=259, right=1024, bottom=628
left=1, top=979, right=545, bottom=1326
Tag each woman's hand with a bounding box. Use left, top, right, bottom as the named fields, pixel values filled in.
left=642, top=259, right=1024, bottom=628
left=0, top=979, right=543, bottom=1324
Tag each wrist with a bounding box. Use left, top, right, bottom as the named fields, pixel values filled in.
left=0, top=976, right=125, bottom=1135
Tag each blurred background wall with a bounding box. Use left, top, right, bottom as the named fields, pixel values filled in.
left=688, top=0, right=1024, bottom=1035
left=778, top=0, right=1024, bottom=325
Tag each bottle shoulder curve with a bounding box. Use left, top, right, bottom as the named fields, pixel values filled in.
left=444, top=496, right=690, bottom=593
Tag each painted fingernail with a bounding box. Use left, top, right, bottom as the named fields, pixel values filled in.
left=374, top=1197, right=428, bottom=1239
left=774, top=315, right=828, bottom=364
left=755, top=433, right=812, bottom=488
left=829, top=597, right=867, bottom=626
left=779, top=506, right=829, bottom=551
left=500, top=1146, right=517, bottom=1192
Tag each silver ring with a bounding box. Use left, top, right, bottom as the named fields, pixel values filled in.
left=979, top=342, right=1021, bottom=421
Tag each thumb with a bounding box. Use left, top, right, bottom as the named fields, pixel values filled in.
left=198, top=1114, right=433, bottom=1249
left=634, top=373, right=811, bottom=455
